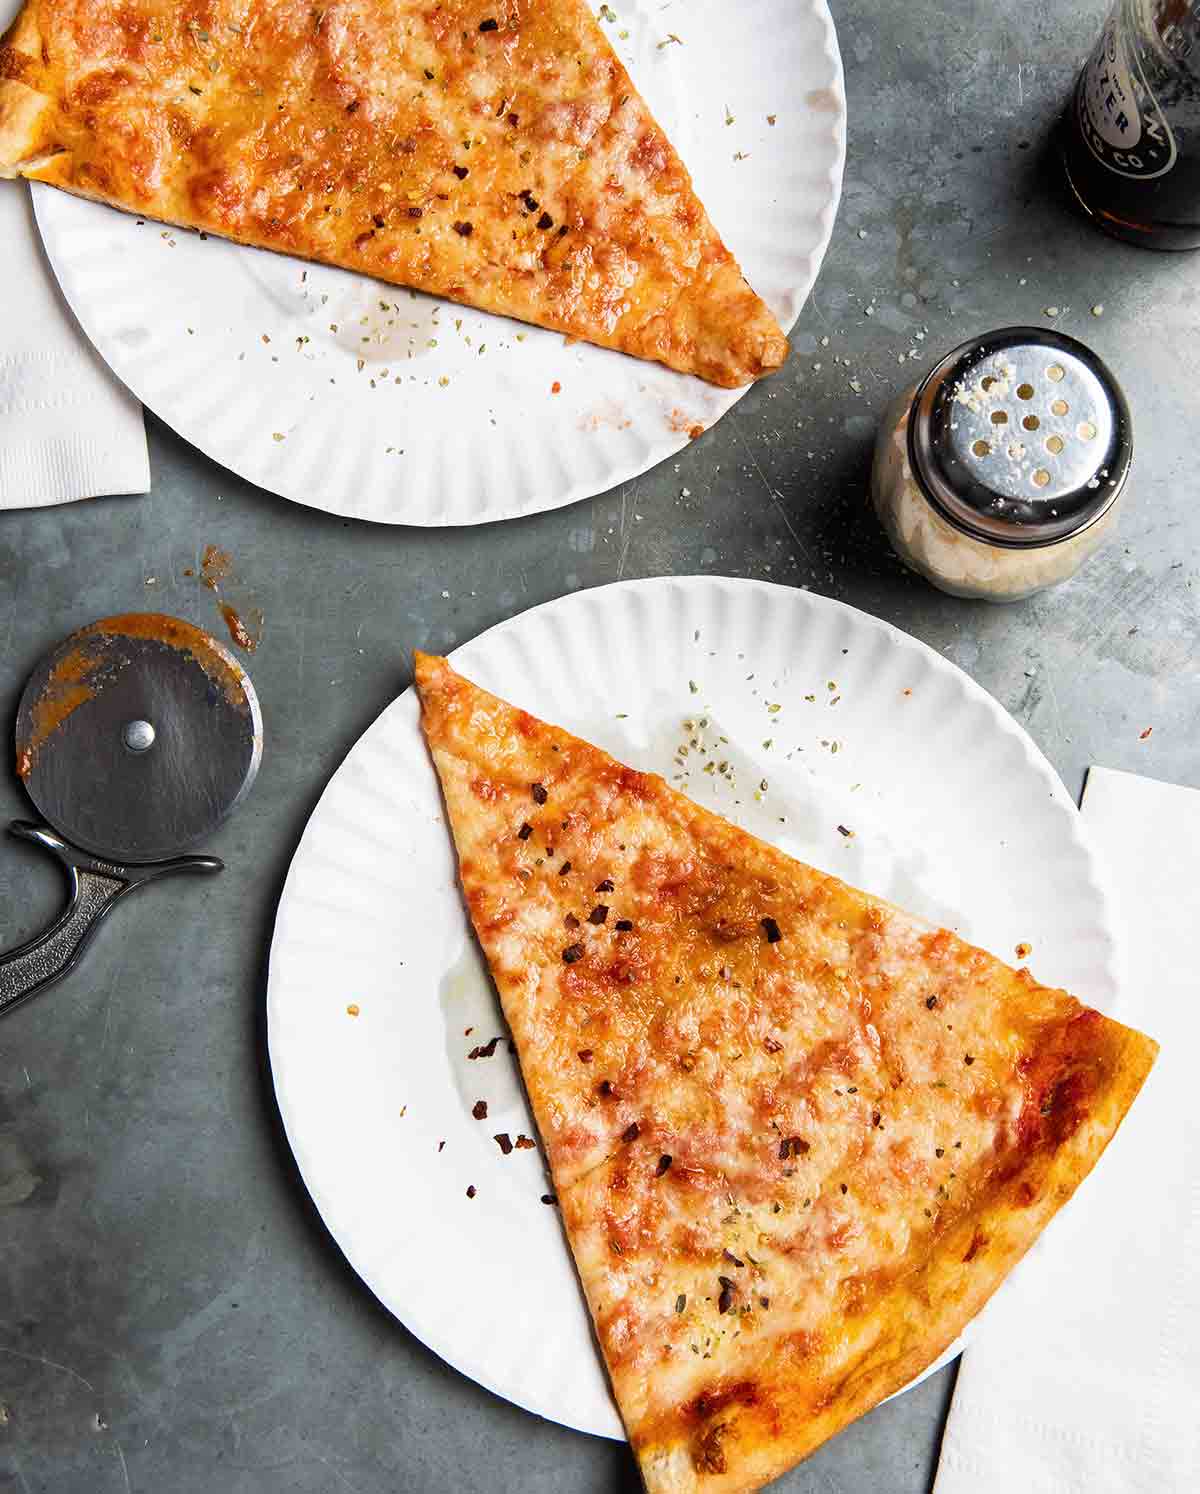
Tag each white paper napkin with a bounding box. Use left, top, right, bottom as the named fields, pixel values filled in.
left=934, top=765, right=1200, bottom=1494
left=0, top=169, right=149, bottom=507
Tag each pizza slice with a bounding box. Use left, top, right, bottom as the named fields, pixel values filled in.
left=416, top=652, right=1157, bottom=1493
left=0, top=0, right=787, bottom=387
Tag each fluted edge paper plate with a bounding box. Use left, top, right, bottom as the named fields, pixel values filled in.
left=266, top=577, right=1122, bottom=1438
left=34, top=0, right=845, bottom=525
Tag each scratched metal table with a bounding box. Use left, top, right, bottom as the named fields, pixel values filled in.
left=1, top=2, right=1197, bottom=1490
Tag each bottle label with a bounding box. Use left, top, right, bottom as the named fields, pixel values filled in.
left=1076, top=13, right=1177, bottom=180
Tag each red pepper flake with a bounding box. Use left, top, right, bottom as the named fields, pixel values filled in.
left=840, top=1183, right=848, bottom=1195
left=540, top=1193, right=557, bottom=1205
left=517, top=821, right=533, bottom=840
left=564, top=912, right=580, bottom=929
left=464, top=1027, right=473, bottom=1036
left=598, top=1079, right=615, bottom=1098
left=537, top=212, right=553, bottom=230
left=472, top=1099, right=488, bottom=1120
left=759, top=1295, right=770, bottom=1309
left=595, top=878, right=615, bottom=892
left=479, top=17, right=498, bottom=30
left=519, top=189, right=539, bottom=212
left=515, top=1134, right=535, bottom=1150
left=935, top=1147, right=945, bottom=1158
left=622, top=1122, right=640, bottom=1143
left=872, top=1110, right=882, bottom=1128
left=722, top=1249, right=745, bottom=1268
left=494, top=1132, right=513, bottom=1155
left=452, top=221, right=473, bottom=237
left=559, top=860, right=572, bottom=875
left=1015, top=941, right=1032, bottom=960
left=964, top=1054, right=976, bottom=1066
left=466, top=1185, right=476, bottom=1198
left=407, top=206, right=422, bottom=219
left=562, top=943, right=584, bottom=963
left=453, top=165, right=469, bottom=179
left=588, top=905, right=609, bottom=925
left=778, top=1136, right=810, bottom=1159
left=763, top=1035, right=783, bottom=1054
left=655, top=1154, right=672, bottom=1176
left=761, top=917, right=782, bottom=943
left=468, top=1036, right=503, bottom=1060
left=551, top=381, right=562, bottom=394
left=717, top=1277, right=736, bottom=1314
left=925, top=995, right=939, bottom=1010
left=531, top=782, right=548, bottom=805
left=578, top=1048, right=594, bottom=1062
left=615, top=919, right=634, bottom=932
left=1139, top=726, right=1153, bottom=740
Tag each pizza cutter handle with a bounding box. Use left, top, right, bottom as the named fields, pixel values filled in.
left=0, top=822, right=223, bottom=1021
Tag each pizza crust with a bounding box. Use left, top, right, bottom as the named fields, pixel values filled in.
left=0, top=10, right=53, bottom=175
left=0, top=78, right=52, bottom=175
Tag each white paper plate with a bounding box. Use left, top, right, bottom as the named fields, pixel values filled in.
left=33, top=0, right=845, bottom=526
left=266, top=576, right=1122, bottom=1440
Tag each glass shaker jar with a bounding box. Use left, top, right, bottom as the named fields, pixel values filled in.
left=870, top=328, right=1133, bottom=602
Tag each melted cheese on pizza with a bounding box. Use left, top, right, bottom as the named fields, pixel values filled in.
left=416, top=653, right=1157, bottom=1494
left=0, top=0, right=787, bottom=386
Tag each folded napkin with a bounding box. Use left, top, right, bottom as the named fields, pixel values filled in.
left=934, top=766, right=1200, bottom=1494
left=0, top=167, right=149, bottom=508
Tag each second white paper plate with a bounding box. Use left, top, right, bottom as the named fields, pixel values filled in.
left=267, top=577, right=1121, bottom=1439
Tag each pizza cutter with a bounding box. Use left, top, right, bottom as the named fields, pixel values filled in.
left=0, top=613, right=263, bottom=1019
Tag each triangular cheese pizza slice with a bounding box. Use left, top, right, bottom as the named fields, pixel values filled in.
left=0, top=0, right=786, bottom=387
left=414, top=652, right=1157, bottom=1493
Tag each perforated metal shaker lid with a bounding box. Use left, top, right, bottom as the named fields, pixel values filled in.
left=906, top=327, right=1132, bottom=549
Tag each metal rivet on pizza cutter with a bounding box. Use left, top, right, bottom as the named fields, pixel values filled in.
left=0, top=613, right=263, bottom=1019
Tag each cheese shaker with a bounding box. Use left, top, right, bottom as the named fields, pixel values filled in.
left=869, top=327, right=1133, bottom=602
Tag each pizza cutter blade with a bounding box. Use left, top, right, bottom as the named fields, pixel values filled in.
left=1, top=613, right=263, bottom=1019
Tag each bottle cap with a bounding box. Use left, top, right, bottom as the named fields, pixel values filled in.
left=907, top=327, right=1132, bottom=549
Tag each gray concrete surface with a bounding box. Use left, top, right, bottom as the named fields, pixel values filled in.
left=1, top=0, right=1198, bottom=1490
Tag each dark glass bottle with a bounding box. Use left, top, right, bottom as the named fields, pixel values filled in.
left=1060, top=0, right=1200, bottom=249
